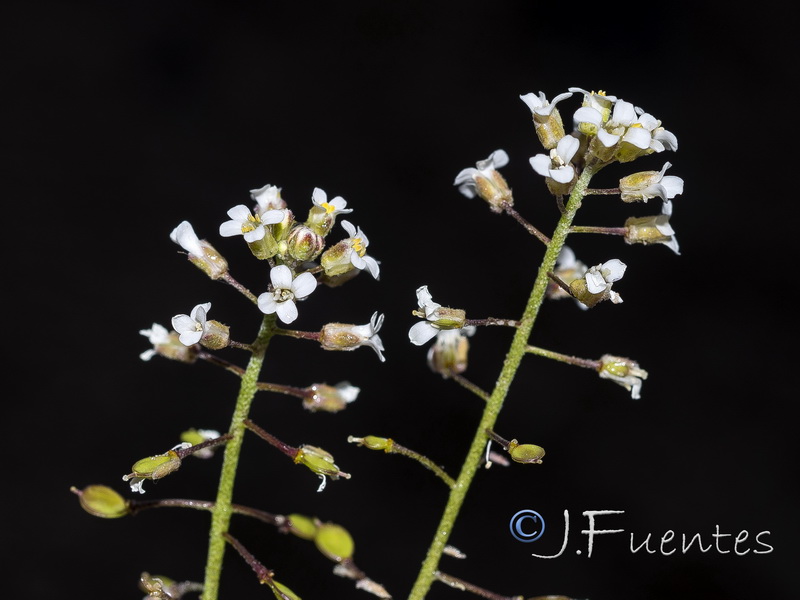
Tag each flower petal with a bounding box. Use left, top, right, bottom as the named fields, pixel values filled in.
left=270, top=264, right=293, bottom=289
left=276, top=299, right=298, bottom=324
left=257, top=293, right=277, bottom=315
left=529, top=154, right=552, bottom=177
left=291, top=272, right=317, bottom=299
left=409, top=321, right=438, bottom=346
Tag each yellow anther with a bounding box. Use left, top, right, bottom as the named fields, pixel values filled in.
left=322, top=202, right=335, bottom=214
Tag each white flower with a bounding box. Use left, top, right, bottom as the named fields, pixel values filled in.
left=569, top=87, right=618, bottom=110
left=170, top=221, right=204, bottom=257
left=250, top=184, right=286, bottom=214
left=312, top=187, right=353, bottom=217
left=630, top=109, right=678, bottom=153
left=409, top=285, right=468, bottom=346
left=585, top=259, right=627, bottom=303
left=139, top=323, right=170, bottom=361
left=619, top=162, right=684, bottom=203
left=409, top=286, right=441, bottom=345
left=319, top=312, right=386, bottom=362
left=171, top=303, right=212, bottom=346
left=219, top=204, right=284, bottom=243
left=257, top=265, right=317, bottom=324
left=453, top=149, right=510, bottom=199
left=529, top=135, right=580, bottom=184
left=340, top=220, right=380, bottom=279
left=347, top=312, right=386, bottom=362
left=519, top=90, right=573, bottom=118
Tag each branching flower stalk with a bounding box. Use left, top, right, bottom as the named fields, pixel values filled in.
left=203, top=313, right=277, bottom=600
left=407, top=164, right=598, bottom=600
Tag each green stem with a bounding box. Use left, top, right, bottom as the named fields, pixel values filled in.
left=201, top=314, right=277, bottom=600
left=406, top=165, right=598, bottom=600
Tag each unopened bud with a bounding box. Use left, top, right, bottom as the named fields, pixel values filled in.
left=303, top=382, right=360, bottom=413
left=315, top=522, right=355, bottom=562
left=287, top=224, right=325, bottom=262
left=598, top=354, right=648, bottom=399
left=73, top=485, right=130, bottom=518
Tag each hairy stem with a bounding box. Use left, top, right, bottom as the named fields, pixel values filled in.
left=406, top=165, right=598, bottom=600
left=202, top=314, right=277, bottom=600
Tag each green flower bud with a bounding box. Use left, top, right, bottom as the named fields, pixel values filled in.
left=285, top=513, right=318, bottom=540
left=314, top=522, right=355, bottom=562
left=287, top=225, right=325, bottom=262
left=73, top=485, right=130, bottom=518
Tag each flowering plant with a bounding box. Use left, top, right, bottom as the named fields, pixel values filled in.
left=73, top=86, right=683, bottom=600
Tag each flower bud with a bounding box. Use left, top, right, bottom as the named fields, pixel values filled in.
left=294, top=445, right=350, bottom=481
left=170, top=221, right=229, bottom=280
left=507, top=439, right=545, bottom=464
left=287, top=224, right=325, bottom=262
left=73, top=485, right=130, bottom=518
left=302, top=382, right=360, bottom=413
left=598, top=354, right=648, bottom=399
left=314, top=522, right=355, bottom=562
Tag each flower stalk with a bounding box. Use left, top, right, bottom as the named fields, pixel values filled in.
left=407, top=164, right=599, bottom=600
left=202, top=313, right=277, bottom=600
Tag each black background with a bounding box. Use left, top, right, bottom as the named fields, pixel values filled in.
left=5, top=2, right=797, bottom=599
